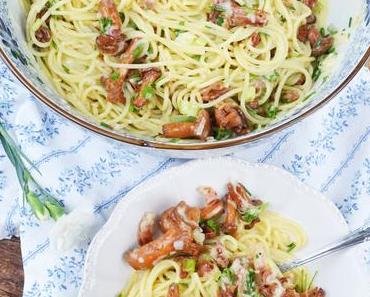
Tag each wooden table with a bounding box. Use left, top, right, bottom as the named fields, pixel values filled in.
left=1, top=59, right=369, bottom=297
left=0, top=238, right=23, bottom=297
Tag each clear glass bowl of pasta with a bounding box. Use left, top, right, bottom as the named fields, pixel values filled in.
left=0, top=0, right=369, bottom=157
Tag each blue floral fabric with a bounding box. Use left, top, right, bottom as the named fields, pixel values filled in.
left=0, top=59, right=369, bottom=296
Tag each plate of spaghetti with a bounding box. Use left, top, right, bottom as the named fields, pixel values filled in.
left=79, top=158, right=369, bottom=297
left=20, top=0, right=359, bottom=145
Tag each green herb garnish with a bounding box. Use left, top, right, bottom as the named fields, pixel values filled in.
left=46, top=0, right=58, bottom=7
left=216, top=17, right=224, bottom=26
left=100, top=17, right=113, bottom=34
left=221, top=268, right=236, bottom=284
left=119, top=12, right=125, bottom=22
left=133, top=44, right=144, bottom=59
left=62, top=65, right=70, bottom=73
left=244, top=269, right=259, bottom=297
left=327, top=47, right=336, bottom=54
left=319, top=27, right=326, bottom=37
left=142, top=85, right=155, bottom=99
left=51, top=40, right=57, bottom=49
left=183, top=259, right=197, bottom=273
left=111, top=72, right=120, bottom=81
left=287, top=242, right=296, bottom=252
left=312, top=62, right=322, bottom=81
left=129, top=104, right=139, bottom=113
left=192, top=55, right=201, bottom=61
left=100, top=122, right=111, bottom=129
left=214, top=128, right=233, bottom=141
left=348, top=17, right=352, bottom=28
left=127, top=19, right=138, bottom=29
left=169, top=138, right=180, bottom=143
left=241, top=203, right=268, bottom=224
left=147, top=44, right=153, bottom=54
left=206, top=219, right=220, bottom=233
left=264, top=70, right=279, bottom=82
left=171, top=115, right=197, bottom=123
left=267, top=106, right=277, bottom=118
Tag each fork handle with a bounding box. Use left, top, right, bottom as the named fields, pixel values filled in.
left=279, top=222, right=370, bottom=273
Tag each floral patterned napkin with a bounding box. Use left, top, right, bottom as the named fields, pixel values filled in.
left=0, top=59, right=369, bottom=296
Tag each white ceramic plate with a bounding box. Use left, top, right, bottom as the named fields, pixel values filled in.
left=79, top=158, right=369, bottom=297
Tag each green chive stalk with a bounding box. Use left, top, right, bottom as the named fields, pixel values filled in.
left=0, top=122, right=65, bottom=221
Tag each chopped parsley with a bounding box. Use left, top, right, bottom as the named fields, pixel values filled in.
left=287, top=242, right=296, bottom=252
left=46, top=0, right=58, bottom=7
left=214, top=128, right=233, bottom=141
left=244, top=269, right=259, bottom=297
left=169, top=138, right=180, bottom=143
left=216, top=17, right=224, bottom=26
left=205, top=219, right=220, bottom=233
left=133, top=44, right=144, bottom=59
left=142, top=85, right=155, bottom=99
left=312, top=62, right=322, bottom=81
left=174, top=21, right=186, bottom=36
left=327, top=47, right=336, bottom=54
left=129, top=104, right=139, bottom=113
left=127, top=19, right=138, bottom=29
left=100, top=17, right=112, bottom=34
left=220, top=268, right=236, bottom=284
left=111, top=72, right=120, bottom=81
left=241, top=203, right=268, bottom=224
left=264, top=70, right=279, bottom=82
left=319, top=26, right=337, bottom=38
left=319, top=27, right=326, bottom=37
left=170, top=115, right=197, bottom=123
left=147, top=44, right=153, bottom=54
left=51, top=40, right=57, bottom=49
left=267, top=106, right=277, bottom=118
left=192, top=55, right=201, bottom=61
left=100, top=122, right=111, bottom=129
left=183, top=259, right=197, bottom=273
left=62, top=65, right=70, bottom=73
left=348, top=17, right=352, bottom=28
left=304, top=91, right=316, bottom=101
left=312, top=45, right=335, bottom=82
left=119, top=12, right=125, bottom=22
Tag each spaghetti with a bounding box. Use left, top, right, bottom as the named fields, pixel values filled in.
left=121, top=182, right=325, bottom=297
left=26, top=0, right=335, bottom=141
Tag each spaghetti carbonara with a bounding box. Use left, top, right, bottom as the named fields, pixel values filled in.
left=121, top=182, right=325, bottom=297
left=26, top=0, right=335, bottom=141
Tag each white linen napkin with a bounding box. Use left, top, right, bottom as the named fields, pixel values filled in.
left=0, top=59, right=369, bottom=296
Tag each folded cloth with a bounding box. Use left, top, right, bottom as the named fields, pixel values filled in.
left=0, top=59, right=369, bottom=296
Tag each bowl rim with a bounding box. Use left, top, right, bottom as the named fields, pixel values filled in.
left=1, top=42, right=369, bottom=151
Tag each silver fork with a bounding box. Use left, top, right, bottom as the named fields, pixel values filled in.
left=278, top=221, right=370, bottom=273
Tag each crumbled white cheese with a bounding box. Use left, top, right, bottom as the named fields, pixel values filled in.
left=173, top=240, right=184, bottom=250
left=272, top=281, right=285, bottom=297
left=193, top=228, right=205, bottom=245
left=140, top=212, right=156, bottom=230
